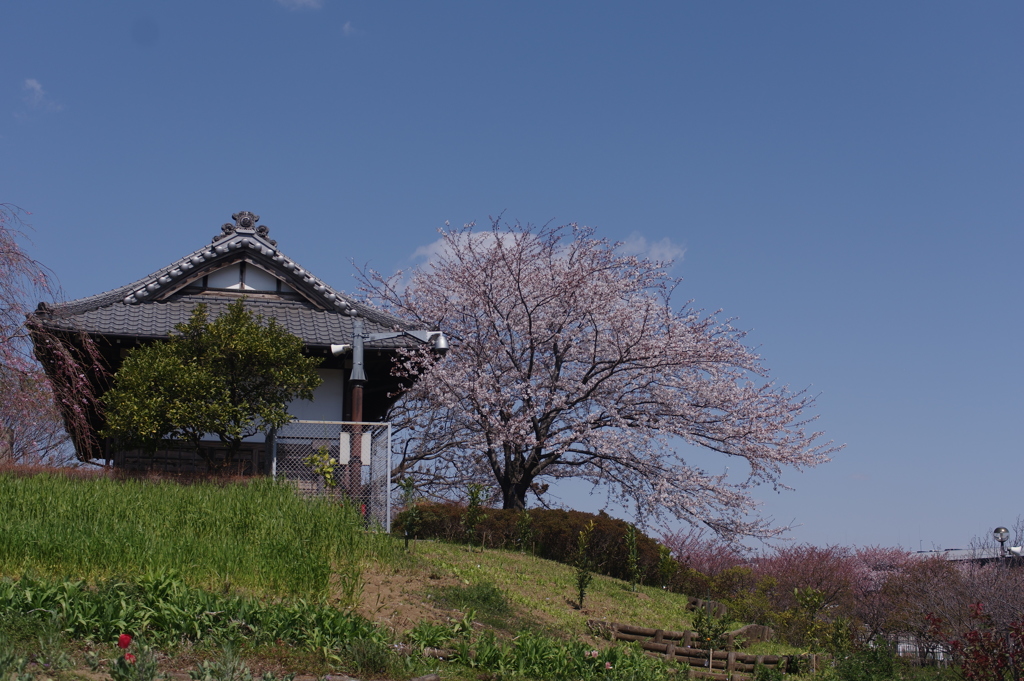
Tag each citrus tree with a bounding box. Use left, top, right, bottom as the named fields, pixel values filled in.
left=103, top=299, right=321, bottom=469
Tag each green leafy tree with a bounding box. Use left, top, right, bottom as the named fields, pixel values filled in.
left=399, top=476, right=422, bottom=549
left=574, top=520, right=596, bottom=609
left=625, top=523, right=641, bottom=592
left=657, top=544, right=678, bottom=589
left=463, top=483, right=488, bottom=548
left=103, top=300, right=321, bottom=470
left=515, top=509, right=534, bottom=554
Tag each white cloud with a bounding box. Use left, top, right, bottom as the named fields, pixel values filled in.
left=411, top=228, right=520, bottom=267
left=342, top=20, right=354, bottom=36
left=23, top=79, right=44, bottom=106
left=275, top=0, right=323, bottom=9
left=411, top=237, right=449, bottom=264
left=22, top=79, right=62, bottom=112
left=619, top=232, right=685, bottom=264
left=414, top=228, right=685, bottom=270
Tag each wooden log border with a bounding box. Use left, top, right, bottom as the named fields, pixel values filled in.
left=589, top=620, right=823, bottom=678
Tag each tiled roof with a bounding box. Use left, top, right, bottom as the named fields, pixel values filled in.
left=42, top=295, right=413, bottom=347
left=33, top=216, right=421, bottom=348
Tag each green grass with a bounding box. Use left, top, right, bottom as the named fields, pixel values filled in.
left=411, top=540, right=714, bottom=639
left=0, top=471, right=814, bottom=680
left=0, top=473, right=401, bottom=597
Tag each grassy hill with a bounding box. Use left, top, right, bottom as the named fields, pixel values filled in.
left=0, top=469, right=793, bottom=681
left=357, top=539, right=711, bottom=642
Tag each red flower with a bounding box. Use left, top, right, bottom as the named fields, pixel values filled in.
left=118, top=634, right=132, bottom=649
left=124, top=654, right=136, bottom=664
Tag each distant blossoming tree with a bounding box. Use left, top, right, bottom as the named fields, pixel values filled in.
left=0, top=204, right=71, bottom=464
left=365, top=220, right=839, bottom=538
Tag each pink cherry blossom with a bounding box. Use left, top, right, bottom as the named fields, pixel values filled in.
left=0, top=204, right=74, bottom=464
left=364, top=220, right=839, bottom=537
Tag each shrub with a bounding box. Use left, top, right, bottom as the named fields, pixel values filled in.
left=625, top=523, right=641, bottom=592
left=575, top=521, right=596, bottom=609
left=393, top=503, right=664, bottom=583
left=434, top=582, right=511, bottom=619
left=833, top=643, right=897, bottom=681
left=692, top=606, right=729, bottom=650
left=462, top=484, right=487, bottom=546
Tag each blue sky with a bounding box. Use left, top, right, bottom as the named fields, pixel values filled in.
left=3, top=1, right=1021, bottom=550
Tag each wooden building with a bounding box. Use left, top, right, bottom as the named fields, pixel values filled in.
left=28, top=211, right=442, bottom=473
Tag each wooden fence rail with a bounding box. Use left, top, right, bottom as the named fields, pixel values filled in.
left=685, top=596, right=729, bottom=619
left=590, top=620, right=823, bottom=679
left=593, top=621, right=776, bottom=651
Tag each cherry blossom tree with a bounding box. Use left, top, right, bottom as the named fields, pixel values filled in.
left=848, top=545, right=915, bottom=644
left=0, top=204, right=69, bottom=464
left=365, top=220, right=839, bottom=537
left=662, top=526, right=748, bottom=578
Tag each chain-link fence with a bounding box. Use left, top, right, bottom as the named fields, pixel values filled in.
left=271, top=420, right=392, bottom=531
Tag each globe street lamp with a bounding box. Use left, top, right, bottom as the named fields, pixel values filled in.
left=993, top=526, right=1010, bottom=561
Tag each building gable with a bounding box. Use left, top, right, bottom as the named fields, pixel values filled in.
left=121, top=211, right=349, bottom=312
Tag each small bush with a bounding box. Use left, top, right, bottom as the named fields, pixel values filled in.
left=336, top=638, right=394, bottom=676
left=625, top=524, right=641, bottom=592
left=435, top=581, right=511, bottom=618
left=753, top=662, right=785, bottom=681
left=692, top=606, right=729, bottom=650
left=0, top=636, right=27, bottom=681
left=405, top=621, right=455, bottom=649
left=575, top=521, right=596, bottom=609
left=189, top=647, right=295, bottom=681
left=462, top=484, right=487, bottom=546
left=394, top=503, right=664, bottom=584
left=833, top=643, right=897, bottom=681
left=515, top=510, right=535, bottom=553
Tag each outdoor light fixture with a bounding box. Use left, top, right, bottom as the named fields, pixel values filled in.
left=330, top=316, right=449, bottom=385
left=994, top=526, right=1010, bottom=558
left=327, top=314, right=448, bottom=423
left=330, top=329, right=449, bottom=358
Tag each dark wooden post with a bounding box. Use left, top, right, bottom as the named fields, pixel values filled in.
left=346, top=314, right=367, bottom=498
left=348, top=382, right=364, bottom=495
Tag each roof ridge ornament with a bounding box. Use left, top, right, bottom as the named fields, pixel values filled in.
left=212, top=211, right=277, bottom=246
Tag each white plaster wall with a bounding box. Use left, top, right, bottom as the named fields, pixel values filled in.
left=207, top=264, right=242, bottom=288
left=287, top=369, right=345, bottom=421
left=244, top=266, right=279, bottom=291
left=229, top=369, right=344, bottom=442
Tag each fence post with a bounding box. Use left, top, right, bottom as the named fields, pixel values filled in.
left=386, top=422, right=392, bottom=533
left=270, top=427, right=277, bottom=479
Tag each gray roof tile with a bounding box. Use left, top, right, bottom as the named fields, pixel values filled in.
left=34, top=223, right=426, bottom=349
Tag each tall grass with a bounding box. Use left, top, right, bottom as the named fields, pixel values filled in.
left=0, top=473, right=397, bottom=596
